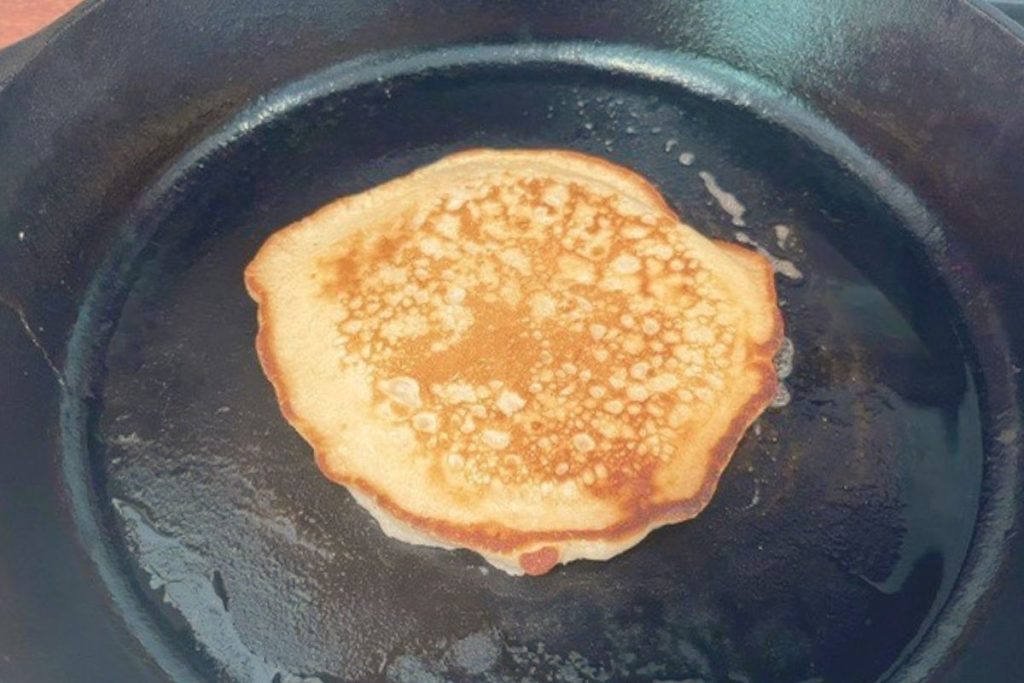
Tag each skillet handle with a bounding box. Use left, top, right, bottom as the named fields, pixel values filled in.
left=0, top=2, right=90, bottom=91
left=0, top=2, right=98, bottom=374
left=0, top=36, right=43, bottom=89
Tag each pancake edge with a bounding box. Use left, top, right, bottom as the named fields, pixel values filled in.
left=244, top=148, right=785, bottom=575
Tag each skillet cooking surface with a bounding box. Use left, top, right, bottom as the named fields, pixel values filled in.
left=64, top=48, right=984, bottom=682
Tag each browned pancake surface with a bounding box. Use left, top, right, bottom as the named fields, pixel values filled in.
left=246, top=149, right=783, bottom=575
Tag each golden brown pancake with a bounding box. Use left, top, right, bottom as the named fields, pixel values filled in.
left=245, top=149, right=783, bottom=575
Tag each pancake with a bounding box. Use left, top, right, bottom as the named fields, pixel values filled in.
left=245, top=149, right=783, bottom=575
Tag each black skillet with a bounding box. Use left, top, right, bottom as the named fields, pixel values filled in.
left=2, top=1, right=1024, bottom=681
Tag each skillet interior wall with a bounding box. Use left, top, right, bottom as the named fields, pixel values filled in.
left=90, top=54, right=982, bottom=683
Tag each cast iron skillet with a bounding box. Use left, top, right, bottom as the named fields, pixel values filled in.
left=1, top=1, right=1023, bottom=681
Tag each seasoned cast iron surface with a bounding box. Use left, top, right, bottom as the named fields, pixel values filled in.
left=76, top=57, right=982, bottom=682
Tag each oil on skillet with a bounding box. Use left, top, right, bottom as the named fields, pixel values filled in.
left=94, top=67, right=982, bottom=683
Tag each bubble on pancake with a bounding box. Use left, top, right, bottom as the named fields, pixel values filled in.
left=381, top=376, right=422, bottom=409
left=322, top=173, right=743, bottom=498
